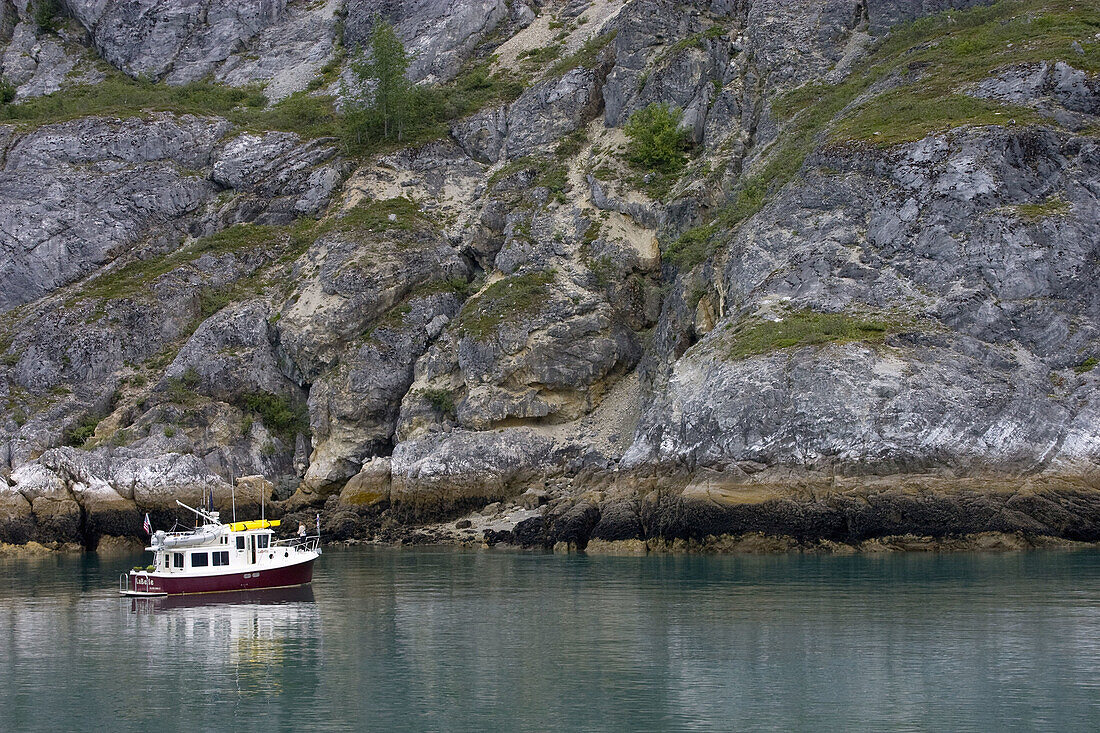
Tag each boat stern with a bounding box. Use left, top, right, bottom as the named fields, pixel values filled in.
left=120, top=571, right=167, bottom=597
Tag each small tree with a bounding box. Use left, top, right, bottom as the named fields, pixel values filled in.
left=349, top=17, right=412, bottom=143
left=33, top=0, right=61, bottom=33
left=0, top=78, right=15, bottom=106
left=624, top=102, right=692, bottom=174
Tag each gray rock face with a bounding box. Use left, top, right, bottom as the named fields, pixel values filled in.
left=0, top=1, right=15, bottom=43
left=5, top=0, right=1100, bottom=549
left=303, top=290, right=465, bottom=495
left=390, top=428, right=558, bottom=515
left=450, top=104, right=507, bottom=164
left=163, top=300, right=297, bottom=400
left=213, top=0, right=341, bottom=100
left=343, top=0, right=507, bottom=84
left=274, top=218, right=471, bottom=383
left=970, top=62, right=1100, bottom=129
left=395, top=269, right=642, bottom=440
left=211, top=131, right=346, bottom=223
left=0, top=21, right=86, bottom=99
left=602, top=0, right=865, bottom=132
left=504, top=65, right=607, bottom=159
left=64, top=0, right=286, bottom=83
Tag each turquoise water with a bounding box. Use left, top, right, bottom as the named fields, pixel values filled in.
left=1, top=547, right=1099, bottom=732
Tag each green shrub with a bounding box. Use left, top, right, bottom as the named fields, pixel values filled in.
left=624, top=103, right=692, bottom=174
left=64, top=414, right=101, bottom=446
left=0, top=79, right=15, bottom=106
left=587, top=255, right=615, bottom=286
left=1075, top=357, right=1098, bottom=374
left=663, top=222, right=718, bottom=269
left=555, top=127, right=588, bottom=159
left=342, top=25, right=524, bottom=155
left=198, top=288, right=233, bottom=318
left=348, top=18, right=413, bottom=142
left=434, top=276, right=477, bottom=299
left=420, top=388, right=455, bottom=417
left=33, top=0, right=60, bottom=33
left=237, top=392, right=309, bottom=441
left=163, top=367, right=201, bottom=404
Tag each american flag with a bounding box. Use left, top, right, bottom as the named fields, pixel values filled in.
left=143, top=513, right=151, bottom=535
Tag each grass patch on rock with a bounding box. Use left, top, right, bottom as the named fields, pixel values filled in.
left=1074, top=357, right=1098, bottom=374
left=1014, top=195, right=1072, bottom=221
left=0, top=53, right=525, bottom=158
left=80, top=224, right=280, bottom=303
left=546, top=31, right=617, bottom=78
left=457, top=270, right=556, bottom=341
left=332, top=197, right=434, bottom=234
left=0, top=74, right=267, bottom=127
left=724, top=310, right=893, bottom=360
left=420, top=388, right=456, bottom=417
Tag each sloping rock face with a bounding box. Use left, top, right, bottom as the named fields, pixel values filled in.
left=626, top=128, right=1100, bottom=474
left=1, top=0, right=1099, bottom=550
left=0, top=115, right=226, bottom=311
left=0, top=114, right=343, bottom=312
left=865, top=0, right=993, bottom=33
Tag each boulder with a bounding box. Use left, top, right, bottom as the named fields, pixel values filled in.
left=337, top=457, right=392, bottom=507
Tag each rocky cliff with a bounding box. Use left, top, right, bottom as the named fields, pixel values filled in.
left=1, top=0, right=1098, bottom=552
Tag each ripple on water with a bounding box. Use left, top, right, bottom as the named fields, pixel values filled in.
left=1, top=547, right=1099, bottom=732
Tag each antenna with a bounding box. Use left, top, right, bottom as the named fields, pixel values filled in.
left=229, top=465, right=237, bottom=524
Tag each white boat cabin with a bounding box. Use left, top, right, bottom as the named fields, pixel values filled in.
left=151, top=522, right=283, bottom=573
left=145, top=509, right=319, bottom=578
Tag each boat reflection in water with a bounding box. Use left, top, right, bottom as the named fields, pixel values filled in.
left=129, top=584, right=317, bottom=613
left=126, top=584, right=322, bottom=697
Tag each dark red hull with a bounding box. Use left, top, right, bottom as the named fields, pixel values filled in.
left=129, top=557, right=315, bottom=596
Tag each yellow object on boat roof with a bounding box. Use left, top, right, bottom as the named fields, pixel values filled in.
left=227, top=519, right=280, bottom=532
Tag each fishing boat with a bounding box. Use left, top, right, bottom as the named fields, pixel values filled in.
left=119, top=499, right=321, bottom=597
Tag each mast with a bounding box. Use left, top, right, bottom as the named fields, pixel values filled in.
left=175, top=500, right=221, bottom=526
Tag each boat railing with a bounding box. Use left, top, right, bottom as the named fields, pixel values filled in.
left=273, top=536, right=321, bottom=553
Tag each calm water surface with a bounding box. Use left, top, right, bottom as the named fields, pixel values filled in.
left=1, top=547, right=1099, bottom=732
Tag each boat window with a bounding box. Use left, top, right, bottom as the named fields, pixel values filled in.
left=212, top=551, right=230, bottom=566
left=163, top=554, right=169, bottom=568
left=236, top=536, right=245, bottom=550
left=173, top=553, right=184, bottom=568
left=191, top=552, right=209, bottom=568
left=257, top=535, right=270, bottom=549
